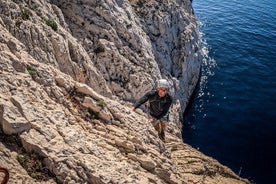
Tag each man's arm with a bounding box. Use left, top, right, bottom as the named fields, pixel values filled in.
left=132, top=90, right=154, bottom=110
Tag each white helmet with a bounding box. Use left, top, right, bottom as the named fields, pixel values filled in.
left=157, top=79, right=170, bottom=89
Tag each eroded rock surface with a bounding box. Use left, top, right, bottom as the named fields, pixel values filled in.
left=0, top=0, right=249, bottom=183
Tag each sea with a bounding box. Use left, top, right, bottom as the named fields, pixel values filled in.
left=182, top=0, right=276, bottom=183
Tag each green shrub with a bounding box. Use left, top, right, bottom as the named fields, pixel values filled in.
left=17, top=152, right=51, bottom=180
left=46, top=19, right=58, bottom=31
left=27, top=65, right=36, bottom=77
left=17, top=154, right=27, bottom=163
left=88, top=109, right=99, bottom=119
left=21, top=9, right=32, bottom=20
left=94, top=44, right=105, bottom=54
left=96, top=100, right=105, bottom=108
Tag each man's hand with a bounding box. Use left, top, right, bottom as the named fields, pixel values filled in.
left=148, top=118, right=156, bottom=123
left=131, top=106, right=136, bottom=111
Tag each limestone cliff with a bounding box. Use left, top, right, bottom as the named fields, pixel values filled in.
left=0, top=0, right=249, bottom=183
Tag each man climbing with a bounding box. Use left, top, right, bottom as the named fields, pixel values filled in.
left=132, top=79, right=172, bottom=142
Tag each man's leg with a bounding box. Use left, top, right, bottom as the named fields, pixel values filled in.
left=149, top=118, right=165, bottom=141
left=158, top=120, right=165, bottom=142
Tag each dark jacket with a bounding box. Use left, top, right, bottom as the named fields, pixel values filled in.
left=133, top=89, right=172, bottom=119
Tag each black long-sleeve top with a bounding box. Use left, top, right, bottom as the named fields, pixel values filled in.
left=133, top=90, right=172, bottom=119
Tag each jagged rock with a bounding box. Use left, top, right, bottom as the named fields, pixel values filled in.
left=0, top=101, right=31, bottom=135
left=115, top=138, right=135, bottom=153
left=0, top=0, right=250, bottom=184
left=139, top=155, right=157, bottom=171
left=82, top=96, right=113, bottom=122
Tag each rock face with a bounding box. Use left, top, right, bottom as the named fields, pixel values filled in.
left=0, top=0, right=249, bottom=184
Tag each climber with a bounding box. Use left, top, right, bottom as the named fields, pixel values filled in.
left=132, top=79, right=172, bottom=142
left=0, top=167, right=9, bottom=184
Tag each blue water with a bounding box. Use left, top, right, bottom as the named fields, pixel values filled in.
left=183, top=0, right=276, bottom=183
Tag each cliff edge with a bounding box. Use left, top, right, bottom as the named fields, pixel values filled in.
left=0, top=0, right=249, bottom=183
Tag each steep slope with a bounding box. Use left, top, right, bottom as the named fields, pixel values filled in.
left=0, top=0, right=249, bottom=183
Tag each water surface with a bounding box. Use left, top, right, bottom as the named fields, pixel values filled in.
left=183, top=1, right=276, bottom=183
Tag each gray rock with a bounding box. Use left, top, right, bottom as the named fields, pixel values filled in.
left=0, top=0, right=249, bottom=184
